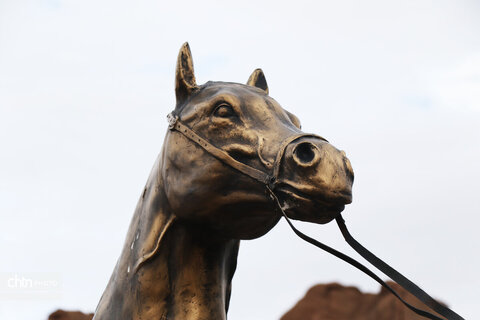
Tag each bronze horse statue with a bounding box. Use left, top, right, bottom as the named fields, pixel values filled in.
left=93, top=43, right=354, bottom=320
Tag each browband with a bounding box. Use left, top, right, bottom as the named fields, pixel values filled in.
left=167, top=112, right=464, bottom=320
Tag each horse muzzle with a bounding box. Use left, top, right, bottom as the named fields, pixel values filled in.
left=274, top=136, right=354, bottom=223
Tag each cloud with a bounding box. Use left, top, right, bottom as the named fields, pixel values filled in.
left=427, top=53, right=480, bottom=112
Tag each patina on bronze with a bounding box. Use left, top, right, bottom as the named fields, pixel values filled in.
left=93, top=43, right=353, bottom=320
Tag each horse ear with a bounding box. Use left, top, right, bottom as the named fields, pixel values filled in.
left=247, top=68, right=269, bottom=94
left=175, top=42, right=197, bottom=106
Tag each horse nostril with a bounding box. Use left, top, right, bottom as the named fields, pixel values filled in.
left=293, top=142, right=317, bottom=165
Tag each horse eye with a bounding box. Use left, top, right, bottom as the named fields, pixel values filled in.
left=214, top=104, right=235, bottom=118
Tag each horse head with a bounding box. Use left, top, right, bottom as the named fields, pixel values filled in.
left=163, top=43, right=354, bottom=239
left=95, top=43, right=464, bottom=320
left=95, top=43, right=354, bottom=320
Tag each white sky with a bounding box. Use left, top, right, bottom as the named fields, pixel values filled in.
left=1, top=1, right=479, bottom=319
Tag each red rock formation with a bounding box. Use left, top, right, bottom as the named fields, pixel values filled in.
left=47, top=282, right=445, bottom=320
left=48, top=309, right=93, bottom=320
left=281, top=281, right=444, bottom=320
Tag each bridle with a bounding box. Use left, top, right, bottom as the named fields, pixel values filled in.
left=167, top=112, right=327, bottom=189
left=167, top=112, right=464, bottom=320
left=168, top=111, right=464, bottom=320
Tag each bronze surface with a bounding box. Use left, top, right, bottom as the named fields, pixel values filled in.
left=93, top=43, right=353, bottom=320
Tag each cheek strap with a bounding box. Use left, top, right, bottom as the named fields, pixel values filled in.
left=168, top=112, right=274, bottom=186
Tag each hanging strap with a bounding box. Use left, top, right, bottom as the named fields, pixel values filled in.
left=265, top=187, right=452, bottom=320
left=336, top=214, right=464, bottom=320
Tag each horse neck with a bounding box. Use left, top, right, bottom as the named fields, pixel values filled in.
left=96, top=155, right=240, bottom=320
left=160, top=221, right=240, bottom=319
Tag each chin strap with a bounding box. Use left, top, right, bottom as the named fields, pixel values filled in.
left=266, top=187, right=464, bottom=320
